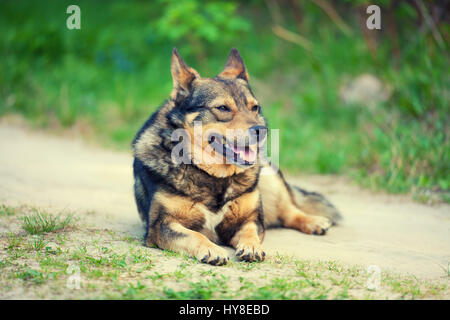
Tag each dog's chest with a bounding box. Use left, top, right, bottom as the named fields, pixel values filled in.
left=180, top=169, right=259, bottom=243
left=203, top=205, right=229, bottom=233
left=197, top=187, right=235, bottom=243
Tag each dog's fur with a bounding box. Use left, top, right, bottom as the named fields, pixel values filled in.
left=132, top=48, right=341, bottom=265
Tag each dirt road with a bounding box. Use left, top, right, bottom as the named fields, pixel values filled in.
left=0, top=121, right=448, bottom=279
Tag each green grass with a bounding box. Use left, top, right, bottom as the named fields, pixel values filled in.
left=0, top=204, right=448, bottom=299
left=31, top=236, right=47, bottom=251
left=20, top=210, right=73, bottom=235
left=0, top=205, right=17, bottom=216
left=15, top=268, right=46, bottom=284
left=0, top=1, right=448, bottom=201
left=6, top=232, right=23, bottom=251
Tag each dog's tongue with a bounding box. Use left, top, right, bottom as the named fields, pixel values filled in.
left=233, top=145, right=257, bottom=163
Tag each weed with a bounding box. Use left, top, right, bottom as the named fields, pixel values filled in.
left=21, top=210, right=73, bottom=235
left=0, top=205, right=17, bottom=216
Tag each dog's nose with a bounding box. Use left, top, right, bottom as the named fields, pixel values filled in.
left=249, top=125, right=267, bottom=141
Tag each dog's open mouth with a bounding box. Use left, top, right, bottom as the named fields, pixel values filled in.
left=208, top=134, right=258, bottom=167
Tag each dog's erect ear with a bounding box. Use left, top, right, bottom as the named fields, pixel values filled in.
left=218, top=48, right=249, bottom=81
left=171, top=48, right=200, bottom=99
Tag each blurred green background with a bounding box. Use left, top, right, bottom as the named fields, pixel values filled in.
left=0, top=0, right=448, bottom=202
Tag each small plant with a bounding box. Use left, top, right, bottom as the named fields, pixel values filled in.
left=162, top=276, right=229, bottom=300
left=0, top=204, right=16, bottom=216
left=21, top=210, right=73, bottom=235
left=162, top=249, right=181, bottom=258
left=6, top=233, right=23, bottom=250
left=56, top=234, right=67, bottom=245
left=16, top=268, right=45, bottom=284
left=123, top=281, right=147, bottom=299
left=32, top=237, right=47, bottom=251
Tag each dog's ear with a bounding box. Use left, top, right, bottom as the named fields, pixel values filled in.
left=171, top=48, right=200, bottom=99
left=218, top=48, right=249, bottom=81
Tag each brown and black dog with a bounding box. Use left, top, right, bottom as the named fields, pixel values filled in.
left=132, top=48, right=341, bottom=265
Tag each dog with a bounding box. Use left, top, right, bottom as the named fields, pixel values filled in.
left=132, top=48, right=341, bottom=265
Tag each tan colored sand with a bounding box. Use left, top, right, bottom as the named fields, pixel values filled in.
left=0, top=120, right=448, bottom=279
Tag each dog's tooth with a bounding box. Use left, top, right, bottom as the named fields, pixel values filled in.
left=249, top=144, right=257, bottom=152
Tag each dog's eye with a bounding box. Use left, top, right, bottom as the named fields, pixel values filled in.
left=252, top=105, right=260, bottom=112
left=216, top=105, right=231, bottom=112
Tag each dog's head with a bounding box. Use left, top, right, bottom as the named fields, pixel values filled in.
left=168, top=48, right=267, bottom=178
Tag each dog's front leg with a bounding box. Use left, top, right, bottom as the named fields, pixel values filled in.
left=230, top=221, right=265, bottom=262
left=146, top=192, right=230, bottom=265
left=148, top=219, right=230, bottom=266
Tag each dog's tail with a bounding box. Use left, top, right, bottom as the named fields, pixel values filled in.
left=290, top=185, right=342, bottom=225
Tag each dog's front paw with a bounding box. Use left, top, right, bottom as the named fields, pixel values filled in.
left=197, top=245, right=230, bottom=266
left=299, top=215, right=332, bottom=235
left=235, top=243, right=265, bottom=262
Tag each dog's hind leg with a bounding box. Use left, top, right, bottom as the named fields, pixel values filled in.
left=276, top=202, right=332, bottom=235
left=259, top=164, right=336, bottom=235
left=290, top=185, right=341, bottom=225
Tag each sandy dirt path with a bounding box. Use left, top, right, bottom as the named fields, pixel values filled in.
left=0, top=121, right=448, bottom=280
